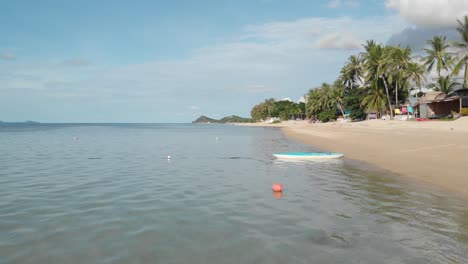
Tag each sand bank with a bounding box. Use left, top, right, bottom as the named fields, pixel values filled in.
left=235, top=118, right=468, bottom=195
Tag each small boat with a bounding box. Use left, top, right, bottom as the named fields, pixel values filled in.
left=273, top=152, right=344, bottom=160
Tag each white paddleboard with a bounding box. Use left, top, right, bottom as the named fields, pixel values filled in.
left=273, top=152, right=344, bottom=160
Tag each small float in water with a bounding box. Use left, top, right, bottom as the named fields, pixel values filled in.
left=272, top=183, right=283, bottom=192
left=273, top=152, right=344, bottom=160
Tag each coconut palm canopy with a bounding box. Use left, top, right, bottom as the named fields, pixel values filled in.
left=423, top=36, right=453, bottom=77
left=429, top=76, right=460, bottom=95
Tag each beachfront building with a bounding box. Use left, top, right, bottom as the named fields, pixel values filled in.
left=414, top=91, right=463, bottom=119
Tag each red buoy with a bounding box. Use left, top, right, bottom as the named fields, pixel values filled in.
left=272, top=183, right=283, bottom=192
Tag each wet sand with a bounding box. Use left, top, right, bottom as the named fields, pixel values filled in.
left=235, top=118, right=468, bottom=195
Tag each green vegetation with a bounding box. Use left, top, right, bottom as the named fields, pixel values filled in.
left=318, top=109, right=337, bottom=122
left=429, top=75, right=459, bottom=94
left=422, top=36, right=453, bottom=78
left=192, top=115, right=251, bottom=123
left=250, top=99, right=305, bottom=122
left=249, top=16, right=468, bottom=122
left=219, top=115, right=252, bottom=123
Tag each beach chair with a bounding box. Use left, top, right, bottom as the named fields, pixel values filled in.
left=344, top=110, right=351, bottom=120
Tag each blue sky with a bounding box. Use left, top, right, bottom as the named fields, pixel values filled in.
left=1, top=0, right=466, bottom=122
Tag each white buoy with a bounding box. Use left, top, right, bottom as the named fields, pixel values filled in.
left=167, top=155, right=171, bottom=160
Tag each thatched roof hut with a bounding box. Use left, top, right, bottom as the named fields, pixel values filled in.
left=418, top=92, right=447, bottom=104
left=415, top=91, right=462, bottom=118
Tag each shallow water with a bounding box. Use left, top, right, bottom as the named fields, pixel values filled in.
left=0, top=123, right=467, bottom=263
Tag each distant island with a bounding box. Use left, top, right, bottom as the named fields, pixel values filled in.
left=0, top=120, right=40, bottom=124
left=192, top=115, right=251, bottom=124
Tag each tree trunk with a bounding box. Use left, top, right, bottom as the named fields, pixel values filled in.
left=337, top=101, right=345, bottom=119
left=464, top=59, right=468, bottom=89
left=382, top=77, right=393, bottom=118
left=395, top=81, right=399, bottom=108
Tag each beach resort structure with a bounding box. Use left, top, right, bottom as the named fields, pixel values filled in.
left=414, top=90, right=468, bottom=119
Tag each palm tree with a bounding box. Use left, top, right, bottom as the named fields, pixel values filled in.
left=453, top=15, right=468, bottom=88
left=405, top=62, right=426, bottom=96
left=361, top=81, right=387, bottom=117
left=422, top=36, right=453, bottom=78
left=332, top=80, right=346, bottom=118
left=429, top=76, right=459, bottom=95
left=388, top=46, right=412, bottom=107
left=306, top=83, right=342, bottom=118
left=264, top=98, right=275, bottom=118
left=341, top=55, right=364, bottom=88
left=316, top=83, right=336, bottom=111
left=362, top=40, right=377, bottom=54
left=363, top=43, right=393, bottom=117
left=306, top=87, right=324, bottom=117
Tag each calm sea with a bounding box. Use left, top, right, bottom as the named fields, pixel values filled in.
left=0, top=123, right=467, bottom=263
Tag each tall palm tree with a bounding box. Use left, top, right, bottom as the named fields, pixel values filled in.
left=453, top=15, right=468, bottom=88
left=422, top=36, right=453, bottom=78
left=340, top=55, right=364, bottom=88
left=361, top=81, right=387, bottom=117
left=429, top=76, right=459, bottom=95
left=363, top=43, right=393, bottom=117
left=332, top=80, right=346, bottom=118
left=405, top=62, right=426, bottom=96
left=388, top=46, right=412, bottom=107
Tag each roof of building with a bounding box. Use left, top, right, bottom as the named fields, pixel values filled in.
left=419, top=91, right=447, bottom=102
left=415, top=93, right=461, bottom=106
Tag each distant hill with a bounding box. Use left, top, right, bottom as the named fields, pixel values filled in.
left=192, top=116, right=219, bottom=123
left=192, top=115, right=251, bottom=123
left=0, top=120, right=40, bottom=124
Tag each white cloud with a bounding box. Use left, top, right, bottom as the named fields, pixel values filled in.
left=0, top=53, right=16, bottom=60
left=327, top=0, right=341, bottom=8
left=326, top=0, right=359, bottom=8
left=387, top=27, right=458, bottom=52
left=346, top=0, right=359, bottom=7
left=316, top=33, right=363, bottom=49
left=386, top=0, right=468, bottom=28
left=188, top=105, right=200, bottom=110
left=244, top=16, right=402, bottom=50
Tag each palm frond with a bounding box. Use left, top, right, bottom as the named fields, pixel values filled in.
left=452, top=57, right=466, bottom=75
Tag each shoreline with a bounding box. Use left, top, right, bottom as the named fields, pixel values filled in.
left=234, top=118, right=468, bottom=196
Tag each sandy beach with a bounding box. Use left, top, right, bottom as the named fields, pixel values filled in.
left=236, top=117, right=468, bottom=195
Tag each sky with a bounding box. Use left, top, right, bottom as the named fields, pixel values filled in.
left=1, top=0, right=467, bottom=123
